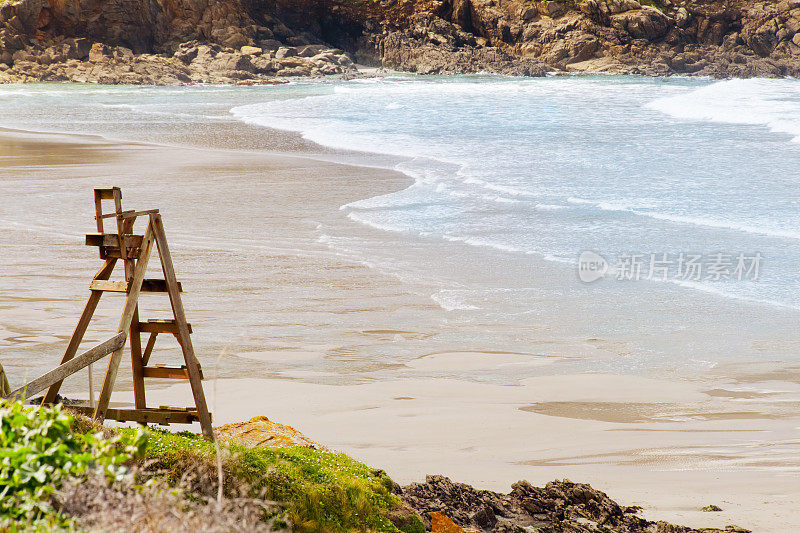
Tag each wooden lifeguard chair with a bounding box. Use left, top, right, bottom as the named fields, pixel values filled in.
left=5, top=187, right=213, bottom=438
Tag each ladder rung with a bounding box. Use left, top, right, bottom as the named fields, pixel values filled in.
left=138, top=320, right=193, bottom=334
left=90, top=280, right=127, bottom=292
left=143, top=365, right=203, bottom=380
left=89, top=279, right=182, bottom=293
left=141, top=279, right=182, bottom=293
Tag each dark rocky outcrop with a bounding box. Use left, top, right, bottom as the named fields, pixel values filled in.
left=0, top=0, right=798, bottom=83
left=399, top=475, right=751, bottom=533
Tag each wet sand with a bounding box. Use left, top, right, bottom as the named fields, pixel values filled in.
left=2, top=128, right=799, bottom=532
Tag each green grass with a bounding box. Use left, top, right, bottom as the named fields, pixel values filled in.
left=122, top=427, right=421, bottom=532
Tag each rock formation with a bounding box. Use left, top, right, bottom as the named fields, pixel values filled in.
left=0, top=0, right=798, bottom=83
left=399, top=475, right=751, bottom=533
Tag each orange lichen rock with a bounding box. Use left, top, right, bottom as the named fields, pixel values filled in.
left=430, top=511, right=465, bottom=533
left=214, top=416, right=320, bottom=449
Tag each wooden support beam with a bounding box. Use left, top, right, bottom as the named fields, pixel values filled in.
left=143, top=365, right=204, bottom=380
left=116, top=192, right=131, bottom=281
left=152, top=213, right=214, bottom=439
left=142, top=332, right=158, bottom=366
left=98, top=247, right=136, bottom=260
left=138, top=320, right=193, bottom=334
left=44, top=259, right=118, bottom=404
left=93, top=221, right=155, bottom=422
left=94, top=191, right=105, bottom=234
left=98, top=209, right=158, bottom=220
left=70, top=406, right=205, bottom=425
left=130, top=306, right=146, bottom=409
left=94, top=187, right=121, bottom=200
left=122, top=209, right=158, bottom=219
left=85, top=233, right=143, bottom=248
left=5, top=333, right=127, bottom=401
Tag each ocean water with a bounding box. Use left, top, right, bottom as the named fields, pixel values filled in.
left=2, top=76, right=800, bottom=314
left=231, top=76, right=800, bottom=310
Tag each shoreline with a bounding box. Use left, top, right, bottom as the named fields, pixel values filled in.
left=2, top=118, right=800, bottom=532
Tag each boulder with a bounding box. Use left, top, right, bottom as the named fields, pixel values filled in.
left=275, top=66, right=311, bottom=76
left=250, top=55, right=277, bottom=73
left=67, top=38, right=91, bottom=60
left=240, top=45, right=262, bottom=55
left=537, top=1, right=566, bottom=19
left=12, top=48, right=36, bottom=63
left=88, top=42, right=112, bottom=62
left=297, top=44, right=328, bottom=57
left=746, top=21, right=779, bottom=56
left=612, top=6, right=671, bottom=41
left=11, top=0, right=48, bottom=33
left=606, top=0, right=643, bottom=14
left=274, top=46, right=297, bottom=58
left=174, top=46, right=199, bottom=65
left=258, top=39, right=282, bottom=51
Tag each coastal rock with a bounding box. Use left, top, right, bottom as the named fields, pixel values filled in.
left=676, top=7, right=691, bottom=27
left=611, top=6, right=672, bottom=41
left=214, top=416, right=321, bottom=449
left=401, top=476, right=750, bottom=533
left=2, top=0, right=800, bottom=82
left=274, top=46, right=297, bottom=59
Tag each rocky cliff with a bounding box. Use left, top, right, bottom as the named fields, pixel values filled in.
left=0, top=0, right=798, bottom=83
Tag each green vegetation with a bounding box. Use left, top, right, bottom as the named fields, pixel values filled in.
left=134, top=428, right=412, bottom=532
left=0, top=400, right=145, bottom=530
left=1, top=400, right=422, bottom=532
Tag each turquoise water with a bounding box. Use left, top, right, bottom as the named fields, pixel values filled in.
left=2, top=76, right=800, bottom=312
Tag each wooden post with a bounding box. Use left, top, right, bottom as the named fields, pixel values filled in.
left=151, top=213, right=214, bottom=439
left=121, top=215, right=146, bottom=410
left=130, top=307, right=146, bottom=409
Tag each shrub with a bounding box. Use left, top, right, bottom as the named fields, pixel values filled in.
left=0, top=400, right=146, bottom=528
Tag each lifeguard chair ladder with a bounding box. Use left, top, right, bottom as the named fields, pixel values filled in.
left=5, top=187, right=213, bottom=438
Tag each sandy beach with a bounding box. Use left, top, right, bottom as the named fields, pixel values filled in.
left=2, top=123, right=800, bottom=533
